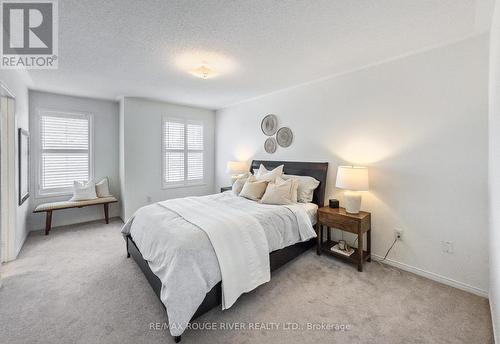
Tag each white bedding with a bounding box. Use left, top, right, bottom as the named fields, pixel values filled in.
left=158, top=196, right=270, bottom=310
left=302, top=202, right=318, bottom=225
left=121, top=191, right=316, bottom=336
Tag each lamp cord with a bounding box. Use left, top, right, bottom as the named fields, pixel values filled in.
left=350, top=235, right=397, bottom=261
left=346, top=234, right=399, bottom=272
left=379, top=237, right=398, bottom=262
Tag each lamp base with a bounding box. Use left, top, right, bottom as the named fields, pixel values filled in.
left=230, top=173, right=246, bottom=184
left=344, top=191, right=362, bottom=214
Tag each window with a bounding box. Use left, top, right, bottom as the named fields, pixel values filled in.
left=162, top=117, right=204, bottom=187
left=38, top=111, right=92, bottom=196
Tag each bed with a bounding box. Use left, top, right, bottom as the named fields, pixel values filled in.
left=123, top=160, right=328, bottom=342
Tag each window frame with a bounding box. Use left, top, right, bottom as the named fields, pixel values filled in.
left=161, top=115, right=206, bottom=189
left=35, top=109, right=94, bottom=198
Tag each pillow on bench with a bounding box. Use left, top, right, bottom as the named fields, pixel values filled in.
left=70, top=181, right=97, bottom=201
left=95, top=177, right=112, bottom=198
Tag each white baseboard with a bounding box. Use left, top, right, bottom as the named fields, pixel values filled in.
left=13, top=230, right=28, bottom=259
left=371, top=253, right=488, bottom=298
left=491, top=300, right=498, bottom=343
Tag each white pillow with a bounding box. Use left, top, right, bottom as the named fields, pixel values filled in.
left=70, top=181, right=97, bottom=201
left=282, top=174, right=320, bottom=203
left=260, top=177, right=299, bottom=205
left=95, top=177, right=112, bottom=198
left=232, top=172, right=251, bottom=195
left=255, top=164, right=284, bottom=182
left=239, top=175, right=268, bottom=200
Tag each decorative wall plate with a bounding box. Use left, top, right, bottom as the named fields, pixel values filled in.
left=276, top=127, right=293, bottom=147
left=261, top=114, right=278, bottom=136
left=264, top=137, right=277, bottom=154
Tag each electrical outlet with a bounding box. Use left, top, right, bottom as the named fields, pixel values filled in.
left=441, top=241, right=454, bottom=254
left=394, top=228, right=403, bottom=241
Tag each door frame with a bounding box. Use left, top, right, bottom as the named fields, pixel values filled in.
left=0, top=82, right=16, bottom=262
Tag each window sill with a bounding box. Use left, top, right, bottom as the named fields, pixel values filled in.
left=35, top=191, right=73, bottom=200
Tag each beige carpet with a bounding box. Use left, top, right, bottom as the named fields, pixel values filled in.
left=0, top=219, right=493, bottom=344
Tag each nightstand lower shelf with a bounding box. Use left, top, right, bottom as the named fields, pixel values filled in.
left=316, top=207, right=371, bottom=271
left=320, top=240, right=371, bottom=266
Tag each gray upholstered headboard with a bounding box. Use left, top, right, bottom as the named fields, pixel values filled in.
left=250, top=160, right=329, bottom=207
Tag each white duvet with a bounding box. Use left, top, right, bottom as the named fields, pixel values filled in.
left=121, top=191, right=316, bottom=337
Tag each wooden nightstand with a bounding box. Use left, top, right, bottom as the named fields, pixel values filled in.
left=317, top=207, right=371, bottom=272
left=220, top=186, right=232, bottom=192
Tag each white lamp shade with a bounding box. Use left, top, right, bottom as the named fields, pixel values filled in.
left=226, top=161, right=247, bottom=175
left=335, top=166, right=369, bottom=191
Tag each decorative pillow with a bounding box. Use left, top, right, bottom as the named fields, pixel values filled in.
left=282, top=174, right=320, bottom=203
left=275, top=176, right=299, bottom=202
left=289, top=177, right=299, bottom=203
left=232, top=172, right=251, bottom=195
left=239, top=175, right=268, bottom=200
left=255, top=164, right=284, bottom=182
left=70, top=181, right=97, bottom=201
left=95, top=177, right=112, bottom=198
left=260, top=177, right=299, bottom=205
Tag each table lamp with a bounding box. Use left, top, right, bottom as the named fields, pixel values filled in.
left=226, top=161, right=247, bottom=184
left=335, top=166, right=369, bottom=214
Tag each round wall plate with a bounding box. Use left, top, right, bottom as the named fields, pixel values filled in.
left=264, top=137, right=277, bottom=153
left=276, top=127, right=293, bottom=147
left=261, top=114, right=278, bottom=136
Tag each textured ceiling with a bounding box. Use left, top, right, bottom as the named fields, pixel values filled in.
left=26, top=0, right=493, bottom=109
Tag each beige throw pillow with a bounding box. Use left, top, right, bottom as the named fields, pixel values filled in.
left=255, top=164, right=284, bottom=182
left=261, top=177, right=299, bottom=205
left=239, top=175, right=268, bottom=200
left=289, top=177, right=299, bottom=203
left=95, top=177, right=112, bottom=198
left=232, top=172, right=251, bottom=195
left=282, top=174, right=320, bottom=203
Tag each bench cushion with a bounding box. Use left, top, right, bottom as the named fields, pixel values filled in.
left=34, top=196, right=118, bottom=212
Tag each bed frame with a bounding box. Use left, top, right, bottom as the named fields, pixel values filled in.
left=125, top=160, right=328, bottom=343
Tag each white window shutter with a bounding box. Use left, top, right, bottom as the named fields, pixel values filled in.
left=39, top=113, right=91, bottom=194
left=164, top=151, right=185, bottom=183
left=187, top=124, right=203, bottom=150
left=187, top=123, right=203, bottom=181
left=164, top=121, right=185, bottom=150
left=163, top=120, right=184, bottom=183
left=187, top=152, right=203, bottom=181
left=163, top=118, right=204, bottom=186
left=41, top=116, right=89, bottom=150
left=41, top=153, right=89, bottom=189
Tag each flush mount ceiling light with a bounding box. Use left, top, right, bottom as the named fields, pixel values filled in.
left=190, top=64, right=217, bottom=79
left=175, top=50, right=237, bottom=79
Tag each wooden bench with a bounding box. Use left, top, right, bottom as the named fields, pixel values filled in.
left=33, top=196, right=118, bottom=235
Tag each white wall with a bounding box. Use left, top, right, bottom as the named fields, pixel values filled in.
left=489, top=0, right=500, bottom=338
left=216, top=35, right=489, bottom=295
left=29, top=91, right=120, bottom=230
left=120, top=97, right=215, bottom=221
left=0, top=70, right=31, bottom=258
left=0, top=70, right=32, bottom=256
